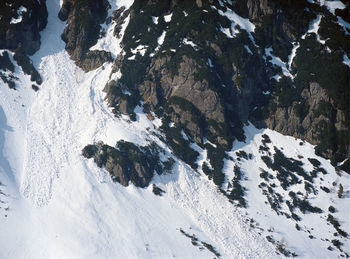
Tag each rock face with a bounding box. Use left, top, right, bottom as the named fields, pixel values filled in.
left=266, top=82, right=330, bottom=141
left=137, top=55, right=227, bottom=143
left=266, top=81, right=349, bottom=160
left=0, top=0, right=48, bottom=55
left=82, top=141, right=174, bottom=188
left=87, top=0, right=349, bottom=185
left=60, top=0, right=112, bottom=71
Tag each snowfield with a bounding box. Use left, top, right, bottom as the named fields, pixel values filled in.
left=0, top=1, right=348, bottom=259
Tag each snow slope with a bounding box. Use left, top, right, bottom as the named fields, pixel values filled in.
left=225, top=124, right=350, bottom=258
left=0, top=1, right=278, bottom=258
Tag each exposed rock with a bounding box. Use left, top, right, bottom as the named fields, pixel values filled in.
left=265, top=82, right=349, bottom=159
left=82, top=141, right=173, bottom=187
left=246, top=0, right=274, bottom=20
left=58, top=0, right=72, bottom=21
left=103, top=80, right=136, bottom=116
left=76, top=50, right=112, bottom=72
left=0, top=0, right=48, bottom=55
left=140, top=56, right=225, bottom=123
left=169, top=104, right=203, bottom=143
left=112, top=7, right=130, bottom=39
left=0, top=52, right=14, bottom=73
left=60, top=0, right=111, bottom=71
left=196, top=0, right=203, bottom=8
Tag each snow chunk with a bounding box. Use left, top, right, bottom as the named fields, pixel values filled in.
left=164, top=13, right=173, bottom=23
left=152, top=16, right=158, bottom=24
left=157, top=31, right=166, bottom=46
left=322, top=0, right=346, bottom=14
left=127, top=55, right=136, bottom=60
left=343, top=53, right=350, bottom=68
left=131, top=45, right=148, bottom=56
left=265, top=47, right=293, bottom=80
left=10, top=6, right=27, bottom=24
left=151, top=30, right=167, bottom=56
left=183, top=38, right=198, bottom=49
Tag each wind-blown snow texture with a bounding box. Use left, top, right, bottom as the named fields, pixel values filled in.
left=0, top=1, right=349, bottom=258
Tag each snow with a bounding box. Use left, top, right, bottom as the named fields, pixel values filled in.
left=151, top=30, right=167, bottom=55
left=302, top=15, right=326, bottom=45
left=10, top=6, right=27, bottom=24
left=152, top=16, right=158, bottom=24
left=0, top=1, right=278, bottom=258
left=127, top=54, right=135, bottom=60
left=131, top=45, right=147, bottom=56
left=265, top=47, right=293, bottom=80
left=338, top=17, right=350, bottom=35
left=183, top=38, right=198, bottom=49
left=207, top=58, right=214, bottom=68
left=321, top=0, right=346, bottom=14
left=225, top=123, right=350, bottom=258
left=164, top=13, right=173, bottom=23
left=90, top=0, right=134, bottom=57
left=288, top=42, right=299, bottom=69
left=220, top=26, right=234, bottom=38
left=343, top=53, right=350, bottom=67
left=217, top=6, right=256, bottom=45
left=244, top=45, right=253, bottom=55
left=157, top=31, right=166, bottom=46
left=307, top=0, right=346, bottom=14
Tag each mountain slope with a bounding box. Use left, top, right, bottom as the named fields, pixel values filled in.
left=0, top=0, right=349, bottom=258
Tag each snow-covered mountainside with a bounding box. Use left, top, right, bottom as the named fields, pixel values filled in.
left=0, top=0, right=349, bottom=258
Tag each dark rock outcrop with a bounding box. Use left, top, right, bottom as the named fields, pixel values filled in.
left=0, top=0, right=48, bottom=55
left=266, top=81, right=349, bottom=161
left=82, top=141, right=174, bottom=187
left=60, top=0, right=112, bottom=71
left=58, top=0, right=72, bottom=21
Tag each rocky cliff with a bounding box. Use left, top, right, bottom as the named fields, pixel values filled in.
left=57, top=0, right=350, bottom=181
